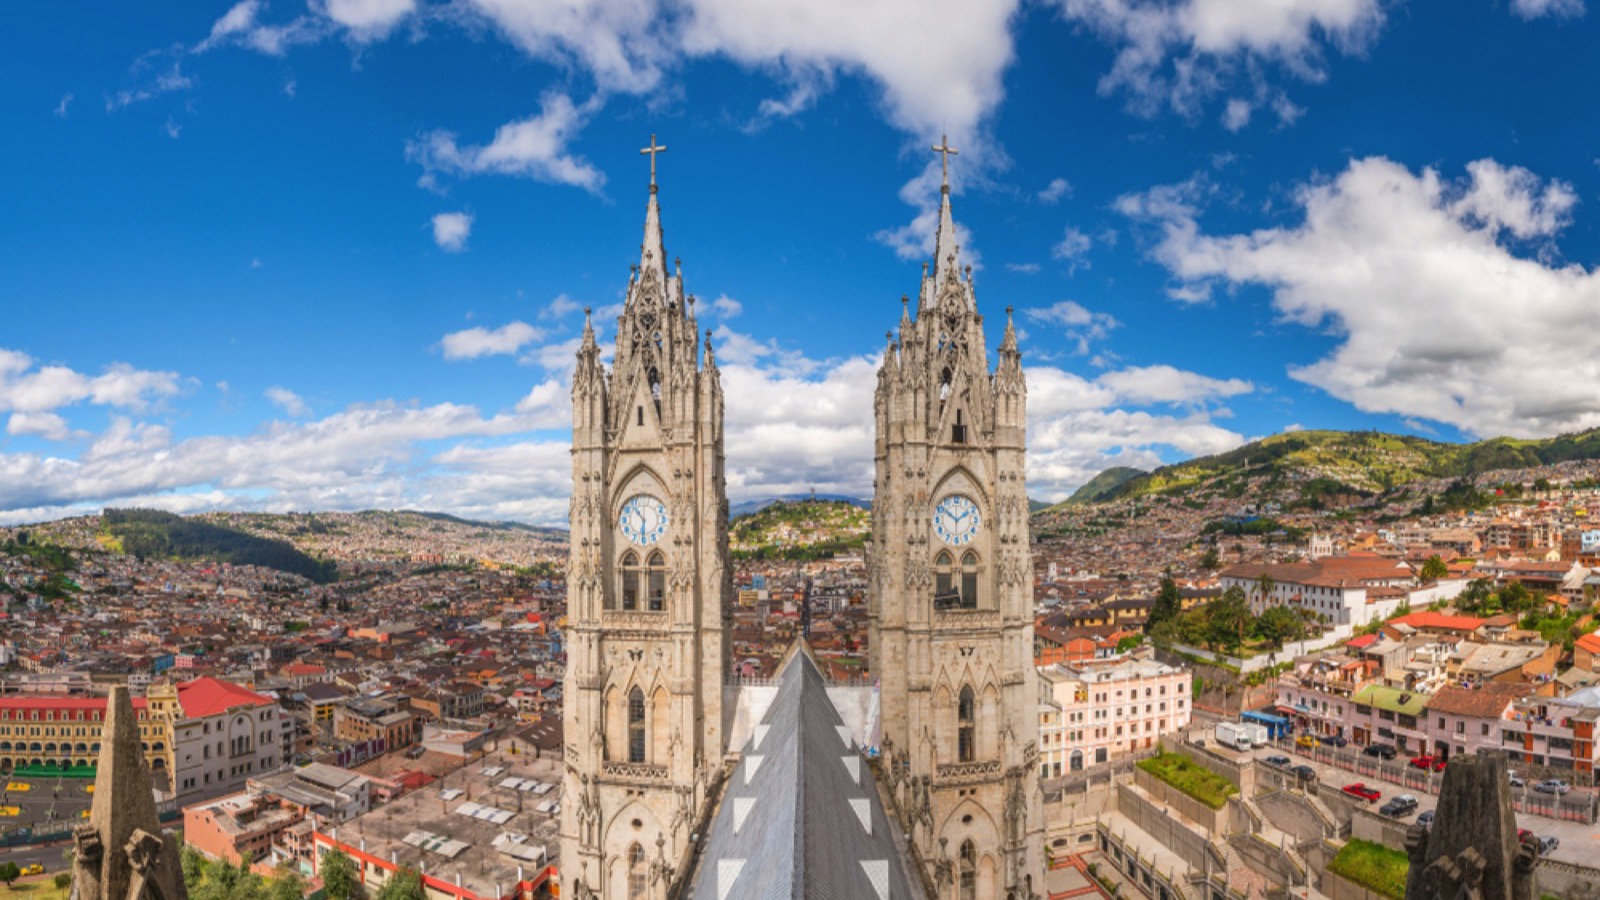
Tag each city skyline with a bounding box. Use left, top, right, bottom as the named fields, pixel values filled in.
left=6, top=1, right=1600, bottom=525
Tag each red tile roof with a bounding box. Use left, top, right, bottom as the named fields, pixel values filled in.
left=1576, top=631, right=1600, bottom=655
left=1346, top=634, right=1379, bottom=649
left=0, top=695, right=147, bottom=712
left=176, top=677, right=273, bottom=717
left=1388, top=611, right=1486, bottom=633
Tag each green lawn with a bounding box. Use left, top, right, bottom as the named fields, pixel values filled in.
left=7, top=876, right=71, bottom=900
left=1328, top=839, right=1408, bottom=900
left=1136, top=751, right=1238, bottom=810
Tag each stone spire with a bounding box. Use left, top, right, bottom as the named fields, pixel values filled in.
left=70, top=687, right=187, bottom=900
left=1404, top=753, right=1536, bottom=900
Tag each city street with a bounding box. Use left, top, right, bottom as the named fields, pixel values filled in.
left=1249, top=742, right=1600, bottom=866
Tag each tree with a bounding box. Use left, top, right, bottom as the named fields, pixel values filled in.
left=1208, top=587, right=1253, bottom=654
left=1419, top=555, right=1449, bottom=582
left=182, top=846, right=209, bottom=889
left=1254, top=573, right=1277, bottom=608
left=1498, top=581, right=1536, bottom=614
left=319, top=848, right=361, bottom=900
left=270, top=864, right=308, bottom=900
left=0, top=862, right=20, bottom=889
left=54, top=874, right=72, bottom=891
left=1149, top=577, right=1183, bottom=631
left=374, top=868, right=424, bottom=900
left=1534, top=477, right=1552, bottom=493
left=1253, top=605, right=1307, bottom=648
left=1199, top=547, right=1221, bottom=570
left=1457, top=578, right=1494, bottom=612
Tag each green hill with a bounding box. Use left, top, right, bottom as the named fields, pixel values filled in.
left=1061, top=466, right=1146, bottom=507
left=730, top=499, right=869, bottom=561
left=102, top=508, right=339, bottom=583
left=1079, top=428, right=1600, bottom=506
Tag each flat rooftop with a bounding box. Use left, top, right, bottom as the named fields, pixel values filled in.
left=321, top=748, right=561, bottom=900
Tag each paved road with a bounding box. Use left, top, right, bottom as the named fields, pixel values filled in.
left=1249, top=743, right=1598, bottom=867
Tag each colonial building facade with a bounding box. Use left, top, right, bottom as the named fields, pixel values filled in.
left=869, top=145, right=1047, bottom=899
left=558, top=144, right=732, bottom=899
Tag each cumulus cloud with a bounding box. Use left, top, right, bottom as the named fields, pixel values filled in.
left=439, top=321, right=544, bottom=360
left=1049, top=0, right=1384, bottom=120
left=1511, top=0, right=1584, bottom=18
left=709, top=295, right=743, bottom=318
left=1024, top=300, right=1119, bottom=354
left=317, top=0, right=417, bottom=36
left=265, top=386, right=311, bottom=417
left=1038, top=178, right=1072, bottom=204
left=431, top=211, right=473, bottom=251
left=0, top=351, right=181, bottom=415
left=1121, top=155, right=1600, bottom=438
left=6, top=412, right=76, bottom=442
left=407, top=92, right=604, bottom=192
left=1052, top=226, right=1094, bottom=272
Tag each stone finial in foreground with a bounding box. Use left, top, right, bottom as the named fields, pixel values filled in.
left=69, top=686, right=187, bottom=900
left=1404, top=753, right=1536, bottom=900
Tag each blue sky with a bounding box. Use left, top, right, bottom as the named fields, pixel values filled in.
left=4, top=0, right=1600, bottom=525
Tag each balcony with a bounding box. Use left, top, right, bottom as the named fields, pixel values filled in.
left=601, top=761, right=669, bottom=782
left=936, top=759, right=1002, bottom=784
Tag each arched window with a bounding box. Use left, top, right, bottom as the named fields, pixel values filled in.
left=1070, top=749, right=1084, bottom=772
left=628, top=843, right=647, bottom=899
left=620, top=551, right=640, bottom=611
left=628, top=688, right=646, bottom=763
left=646, top=551, right=667, bottom=612
left=960, top=551, right=980, bottom=610
left=959, top=840, right=976, bottom=900
left=934, top=551, right=958, bottom=610
left=958, top=686, right=975, bottom=763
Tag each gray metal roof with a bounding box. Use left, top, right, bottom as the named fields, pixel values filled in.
left=689, top=649, right=924, bottom=900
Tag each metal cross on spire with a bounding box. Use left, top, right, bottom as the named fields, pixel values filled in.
left=931, top=133, right=958, bottom=188
left=640, top=133, right=667, bottom=187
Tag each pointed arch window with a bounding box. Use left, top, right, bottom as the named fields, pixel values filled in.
left=627, top=842, right=647, bottom=899
left=934, top=551, right=958, bottom=610
left=958, top=686, right=976, bottom=763
left=960, top=551, right=980, bottom=610
left=959, top=839, right=977, bottom=900
left=619, top=551, right=641, bottom=611
left=940, top=367, right=953, bottom=404
left=628, top=688, right=646, bottom=763
left=646, top=551, right=667, bottom=612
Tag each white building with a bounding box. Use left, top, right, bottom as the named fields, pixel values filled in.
left=149, top=677, right=287, bottom=802
left=1037, top=658, right=1192, bottom=777
left=1220, top=557, right=1419, bottom=627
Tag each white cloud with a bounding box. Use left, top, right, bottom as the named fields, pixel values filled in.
left=407, top=92, right=604, bottom=192
left=1006, top=262, right=1042, bottom=274
left=54, top=93, right=73, bottom=118
left=1121, top=155, right=1600, bottom=438
left=1038, top=178, right=1072, bottom=204
left=1049, top=0, right=1384, bottom=119
left=1095, top=364, right=1252, bottom=405
left=1024, top=300, right=1119, bottom=354
left=431, top=211, right=474, bottom=252
left=106, top=61, right=194, bottom=112
left=6, top=412, right=75, bottom=441
left=265, top=386, right=311, bottom=417
left=1511, top=0, right=1584, bottom=18
left=0, top=351, right=181, bottom=415
left=164, top=116, right=182, bottom=139
left=539, top=294, right=583, bottom=319
left=1221, top=97, right=1252, bottom=131
left=440, top=321, right=544, bottom=360
left=317, top=0, right=417, bottom=36
left=709, top=295, right=743, bottom=318
left=1052, top=226, right=1094, bottom=272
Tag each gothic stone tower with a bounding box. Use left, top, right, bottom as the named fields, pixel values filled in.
left=560, top=139, right=730, bottom=900
left=870, top=141, right=1045, bottom=900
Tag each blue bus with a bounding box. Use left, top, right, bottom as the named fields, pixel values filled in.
left=1242, top=709, right=1292, bottom=739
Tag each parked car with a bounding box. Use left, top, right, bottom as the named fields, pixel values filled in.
left=1416, top=810, right=1435, bottom=830
left=1318, top=734, right=1349, bottom=748
left=1409, top=755, right=1447, bottom=772
left=1363, top=743, right=1397, bottom=760
left=1534, top=779, right=1571, bottom=795
left=1537, top=836, right=1560, bottom=854
left=1379, top=795, right=1418, bottom=818
left=1342, top=783, right=1382, bottom=802
left=1296, top=734, right=1319, bottom=750
left=20, top=865, right=43, bottom=877
left=1508, top=771, right=1525, bottom=788
left=1292, top=765, right=1317, bottom=781
left=1265, top=755, right=1291, bottom=767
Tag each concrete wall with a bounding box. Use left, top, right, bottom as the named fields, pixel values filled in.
left=1321, top=869, right=1394, bottom=900
left=1537, top=860, right=1600, bottom=900
left=1182, top=738, right=1254, bottom=797
left=1133, top=766, right=1229, bottom=834
left=1229, top=831, right=1306, bottom=887
left=1115, top=781, right=1225, bottom=876
left=1348, top=808, right=1409, bottom=853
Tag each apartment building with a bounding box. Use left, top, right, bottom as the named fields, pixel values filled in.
left=1037, top=658, right=1191, bottom=777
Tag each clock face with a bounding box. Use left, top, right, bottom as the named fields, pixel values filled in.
left=619, top=495, right=669, bottom=546
left=933, top=494, right=981, bottom=546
